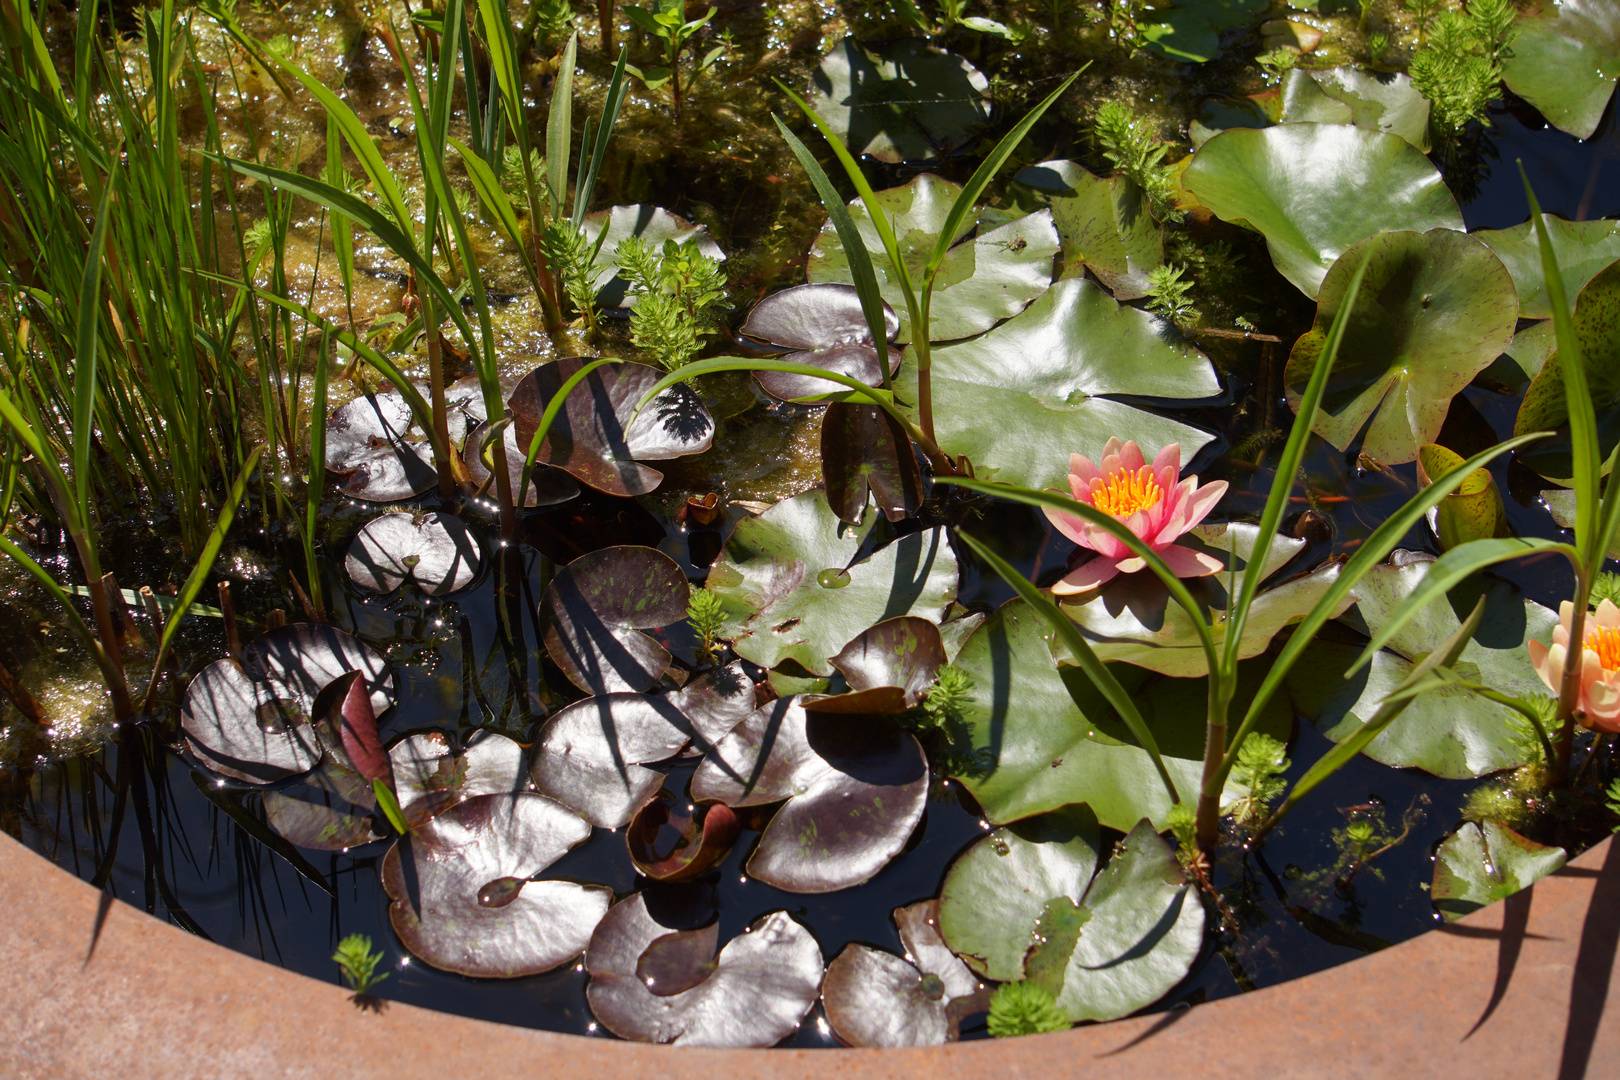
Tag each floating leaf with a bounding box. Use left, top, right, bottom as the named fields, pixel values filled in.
left=704, top=492, right=958, bottom=676
left=263, top=760, right=380, bottom=851
left=1284, top=229, right=1517, bottom=465
left=539, top=545, right=690, bottom=694
left=582, top=204, right=726, bottom=309
left=627, top=797, right=741, bottom=881
left=1544, top=489, right=1620, bottom=560
left=1291, top=558, right=1556, bottom=778
left=509, top=359, right=714, bottom=498
left=940, top=812, right=1203, bottom=1022
left=670, top=662, right=759, bottom=748
left=388, top=730, right=528, bottom=827
left=182, top=625, right=393, bottom=785
left=346, top=512, right=482, bottom=595
left=738, top=283, right=901, bottom=400
left=1004, top=160, right=1163, bottom=301
left=822, top=899, right=989, bottom=1048
left=821, top=401, right=922, bottom=525
left=895, top=278, right=1219, bottom=494
left=1474, top=218, right=1620, bottom=320
left=530, top=692, right=696, bottom=828
left=1513, top=260, right=1620, bottom=482
left=1278, top=68, right=1431, bottom=151
left=808, top=37, right=991, bottom=165
left=828, top=616, right=946, bottom=707
left=807, top=173, right=1059, bottom=342
left=381, top=792, right=610, bottom=978
left=1183, top=125, right=1464, bottom=299
left=690, top=697, right=928, bottom=893
left=1432, top=820, right=1566, bottom=923
left=1501, top=0, right=1620, bottom=140
left=324, top=389, right=464, bottom=502
left=461, top=419, right=581, bottom=508
left=313, top=670, right=389, bottom=784
left=1139, top=0, right=1269, bottom=63
left=1418, top=444, right=1508, bottom=551
left=585, top=892, right=824, bottom=1046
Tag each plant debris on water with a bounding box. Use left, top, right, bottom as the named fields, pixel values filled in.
left=3, top=0, right=1620, bottom=1051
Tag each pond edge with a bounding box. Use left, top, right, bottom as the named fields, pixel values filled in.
left=1, top=829, right=1615, bottom=1078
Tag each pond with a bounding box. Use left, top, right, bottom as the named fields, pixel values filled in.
left=2, top=0, right=1619, bottom=1050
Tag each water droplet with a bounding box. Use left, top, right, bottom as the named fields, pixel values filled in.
left=816, top=568, right=851, bottom=589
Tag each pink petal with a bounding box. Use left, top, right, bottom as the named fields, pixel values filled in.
left=1053, top=556, right=1122, bottom=595
left=1043, top=504, right=1090, bottom=547
left=1177, top=479, right=1229, bottom=533
left=1116, top=440, right=1147, bottom=473
left=1155, top=543, right=1225, bottom=578
left=1101, top=437, right=1125, bottom=462
left=1585, top=678, right=1620, bottom=727
left=1151, top=443, right=1180, bottom=476
left=1528, top=639, right=1556, bottom=693
left=1070, top=454, right=1102, bottom=489
left=1080, top=520, right=1129, bottom=560
left=1599, top=599, right=1620, bottom=629
left=1150, top=477, right=1200, bottom=544
left=1114, top=556, right=1146, bottom=575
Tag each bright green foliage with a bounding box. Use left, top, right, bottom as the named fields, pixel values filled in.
left=1607, top=777, right=1620, bottom=831
left=1092, top=102, right=1184, bottom=224
left=623, top=0, right=722, bottom=111
left=1228, top=733, right=1290, bottom=826
left=1368, top=32, right=1391, bottom=61
left=921, top=663, right=975, bottom=730
left=1408, top=0, right=1517, bottom=138
left=1403, top=0, right=1444, bottom=41
left=333, top=934, right=389, bottom=996
left=1165, top=801, right=1198, bottom=866
left=686, top=587, right=726, bottom=659
left=1255, top=48, right=1299, bottom=81
left=1144, top=264, right=1195, bottom=326
left=987, top=981, right=1070, bottom=1038
left=544, top=221, right=599, bottom=329
left=527, top=0, right=575, bottom=48
left=1589, top=572, right=1620, bottom=608
left=618, top=238, right=729, bottom=372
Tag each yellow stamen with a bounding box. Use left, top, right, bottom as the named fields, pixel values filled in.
left=1587, top=625, right=1620, bottom=672
left=1091, top=465, right=1163, bottom=519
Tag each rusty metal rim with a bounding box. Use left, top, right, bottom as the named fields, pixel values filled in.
left=2, top=829, right=1616, bottom=1080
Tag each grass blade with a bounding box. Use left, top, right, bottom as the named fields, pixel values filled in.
left=72, top=175, right=118, bottom=520
left=575, top=48, right=629, bottom=230
left=548, top=32, right=578, bottom=220
left=450, top=136, right=524, bottom=244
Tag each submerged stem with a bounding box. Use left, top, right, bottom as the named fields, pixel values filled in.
left=1551, top=570, right=1591, bottom=786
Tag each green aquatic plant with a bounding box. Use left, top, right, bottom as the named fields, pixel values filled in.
left=686, top=587, right=726, bottom=661
left=1092, top=101, right=1184, bottom=224
left=986, top=981, right=1070, bottom=1037
left=1227, top=733, right=1290, bottom=827
left=333, top=933, right=390, bottom=997
left=1408, top=0, right=1516, bottom=138
left=623, top=0, right=722, bottom=117
left=921, top=664, right=975, bottom=731
left=618, top=238, right=730, bottom=372
left=1144, top=264, right=1196, bottom=326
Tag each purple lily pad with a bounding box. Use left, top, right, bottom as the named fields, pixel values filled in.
left=262, top=758, right=382, bottom=851
left=461, top=417, right=582, bottom=508
left=821, top=401, right=922, bottom=524
left=690, top=697, right=929, bottom=893
left=530, top=692, right=696, bottom=828
left=636, top=922, right=720, bottom=996
left=381, top=792, right=611, bottom=978
left=627, top=797, right=741, bottom=882
left=509, top=359, right=714, bottom=498
left=739, top=284, right=902, bottom=401
left=312, top=670, right=389, bottom=784
left=823, top=903, right=989, bottom=1048
left=670, top=662, right=758, bottom=749
left=325, top=389, right=465, bottom=502
left=538, top=546, right=691, bottom=694
left=585, top=891, right=824, bottom=1046
left=828, top=617, right=947, bottom=708
left=345, top=512, right=483, bottom=595
left=389, top=730, right=528, bottom=828
left=182, top=625, right=393, bottom=786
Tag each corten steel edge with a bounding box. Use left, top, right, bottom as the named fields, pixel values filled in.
left=2, top=829, right=1617, bottom=1080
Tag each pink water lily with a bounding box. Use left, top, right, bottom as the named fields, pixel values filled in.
left=1529, top=599, right=1620, bottom=733
left=1045, top=439, right=1229, bottom=595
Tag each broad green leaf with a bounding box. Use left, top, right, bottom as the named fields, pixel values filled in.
left=1432, top=820, right=1566, bottom=923
left=1501, top=0, right=1620, bottom=140
left=1278, top=68, right=1431, bottom=151
left=1294, top=560, right=1557, bottom=778
left=1475, top=219, right=1620, bottom=320
left=808, top=37, right=991, bottom=164
left=940, top=812, right=1202, bottom=1021
left=1139, top=0, right=1268, bottom=62
left=1513, top=260, right=1620, bottom=482
left=1183, top=125, right=1464, bottom=298
left=807, top=173, right=1059, bottom=342
left=998, top=160, right=1163, bottom=301
left=894, top=278, right=1219, bottom=493
left=704, top=492, right=958, bottom=676
left=1284, top=229, right=1517, bottom=465
left=1418, top=444, right=1508, bottom=551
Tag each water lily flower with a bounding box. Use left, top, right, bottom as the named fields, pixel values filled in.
left=1528, top=600, right=1620, bottom=732
left=1045, top=439, right=1229, bottom=595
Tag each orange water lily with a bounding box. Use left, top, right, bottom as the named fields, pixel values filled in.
left=1045, top=439, right=1229, bottom=595
left=1529, top=599, right=1620, bottom=733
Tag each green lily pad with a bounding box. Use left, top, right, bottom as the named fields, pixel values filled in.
left=1188, top=96, right=1272, bottom=149
left=945, top=599, right=1281, bottom=830
left=1474, top=218, right=1620, bottom=320
left=1502, top=0, right=1620, bottom=140
left=1292, top=558, right=1556, bottom=779
left=1418, top=444, right=1508, bottom=551
left=895, top=277, right=1219, bottom=494
left=1284, top=229, right=1517, bottom=465
left=1278, top=68, right=1431, bottom=151
left=1054, top=524, right=1345, bottom=678
left=807, top=173, right=1059, bottom=342
left=939, top=812, right=1204, bottom=1022
left=1492, top=321, right=1558, bottom=390
left=704, top=493, right=958, bottom=676
left=1139, top=0, right=1269, bottom=63
left=1432, top=820, right=1566, bottom=923
left=1183, top=125, right=1464, bottom=299
left=809, top=37, right=992, bottom=165
left=1004, top=160, right=1164, bottom=301
left=1514, top=260, right=1620, bottom=482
